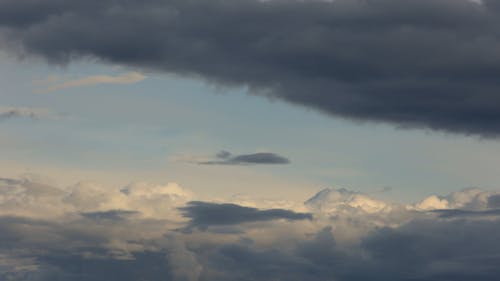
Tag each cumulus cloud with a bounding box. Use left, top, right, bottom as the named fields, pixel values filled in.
left=415, top=194, right=450, bottom=210
left=305, top=187, right=391, bottom=214
left=414, top=187, right=498, bottom=211
left=2, top=0, right=500, bottom=135
left=0, top=177, right=192, bottom=220
left=2, top=175, right=500, bottom=280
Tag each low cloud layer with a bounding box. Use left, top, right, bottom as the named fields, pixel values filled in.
left=2, top=175, right=500, bottom=280
left=2, top=0, right=500, bottom=135
left=197, top=151, right=290, bottom=165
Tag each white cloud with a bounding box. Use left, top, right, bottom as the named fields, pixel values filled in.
left=305, top=187, right=390, bottom=214
left=0, top=177, right=192, bottom=220
left=415, top=195, right=449, bottom=210
left=414, top=188, right=500, bottom=211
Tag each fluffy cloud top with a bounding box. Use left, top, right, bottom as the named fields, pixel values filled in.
left=305, top=188, right=390, bottom=214
left=0, top=177, right=192, bottom=220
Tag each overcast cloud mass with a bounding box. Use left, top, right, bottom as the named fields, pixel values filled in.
left=1, top=0, right=500, bottom=135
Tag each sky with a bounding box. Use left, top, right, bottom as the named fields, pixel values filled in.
left=2, top=0, right=500, bottom=280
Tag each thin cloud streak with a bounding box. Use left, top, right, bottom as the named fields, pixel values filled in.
left=0, top=107, right=52, bottom=121
left=39, top=72, right=146, bottom=93
left=196, top=151, right=291, bottom=165
left=431, top=208, right=500, bottom=218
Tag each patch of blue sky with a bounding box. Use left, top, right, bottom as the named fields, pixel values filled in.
left=2, top=55, right=500, bottom=202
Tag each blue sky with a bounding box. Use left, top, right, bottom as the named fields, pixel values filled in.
left=2, top=52, right=500, bottom=203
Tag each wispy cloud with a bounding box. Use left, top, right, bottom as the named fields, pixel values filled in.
left=193, top=150, right=290, bottom=165
left=0, top=107, right=53, bottom=121
left=38, top=72, right=146, bottom=93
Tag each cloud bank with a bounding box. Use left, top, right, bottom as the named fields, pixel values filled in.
left=2, top=0, right=500, bottom=135
left=2, top=175, right=500, bottom=280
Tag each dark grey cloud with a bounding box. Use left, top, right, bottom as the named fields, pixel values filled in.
left=2, top=0, right=500, bottom=135
left=205, top=243, right=322, bottom=281
left=203, top=219, right=500, bottom=281
left=431, top=208, right=500, bottom=218
left=80, top=210, right=140, bottom=221
left=198, top=151, right=290, bottom=165
left=200, top=218, right=500, bottom=281
left=487, top=194, right=500, bottom=208
left=0, top=215, right=177, bottom=281
left=179, top=201, right=312, bottom=229
left=38, top=251, right=174, bottom=281
left=3, top=207, right=500, bottom=280
left=3, top=216, right=500, bottom=281
left=356, top=219, right=500, bottom=281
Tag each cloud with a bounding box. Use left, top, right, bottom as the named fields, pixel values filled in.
left=3, top=175, right=500, bottom=280
left=356, top=218, right=500, bottom=281
left=165, top=234, right=203, bottom=281
left=0, top=176, right=192, bottom=219
left=487, top=194, right=500, bottom=208
left=431, top=208, right=500, bottom=218
left=80, top=210, right=140, bottom=221
left=305, top=188, right=390, bottom=214
left=0, top=107, right=52, bottom=121
left=39, top=72, right=146, bottom=93
left=2, top=0, right=500, bottom=135
left=414, top=187, right=497, bottom=211
left=179, top=201, right=312, bottom=230
left=196, top=151, right=290, bottom=165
